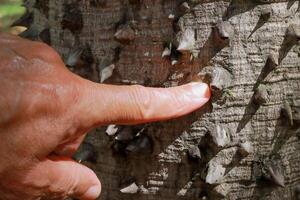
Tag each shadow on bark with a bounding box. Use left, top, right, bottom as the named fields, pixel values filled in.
left=271, top=112, right=300, bottom=156
left=195, top=26, right=230, bottom=69
left=236, top=49, right=279, bottom=133
left=222, top=0, right=258, bottom=21
left=236, top=90, right=260, bottom=133
left=287, top=0, right=299, bottom=10
left=107, top=102, right=213, bottom=199
left=248, top=14, right=270, bottom=39
left=278, top=34, right=297, bottom=65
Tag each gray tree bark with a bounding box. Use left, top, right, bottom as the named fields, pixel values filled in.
left=18, top=0, right=300, bottom=199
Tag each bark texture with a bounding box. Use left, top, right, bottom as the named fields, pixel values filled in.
left=20, top=0, right=300, bottom=199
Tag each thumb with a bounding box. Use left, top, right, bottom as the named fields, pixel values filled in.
left=27, top=156, right=101, bottom=200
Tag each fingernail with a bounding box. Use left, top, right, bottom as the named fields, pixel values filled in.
left=190, top=82, right=211, bottom=99
left=84, top=185, right=101, bottom=199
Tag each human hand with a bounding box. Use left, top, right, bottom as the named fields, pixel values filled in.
left=0, top=33, right=210, bottom=200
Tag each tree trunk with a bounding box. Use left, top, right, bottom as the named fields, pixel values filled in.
left=19, top=0, right=300, bottom=199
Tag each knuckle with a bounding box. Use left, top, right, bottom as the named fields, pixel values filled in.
left=32, top=41, right=61, bottom=62
left=32, top=41, right=52, bottom=52
left=131, top=85, right=152, bottom=120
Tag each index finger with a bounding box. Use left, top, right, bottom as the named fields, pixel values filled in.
left=75, top=80, right=211, bottom=128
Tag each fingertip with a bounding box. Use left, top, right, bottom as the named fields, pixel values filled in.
left=201, top=82, right=211, bottom=101
left=158, top=82, right=211, bottom=120
left=188, top=82, right=211, bottom=102
left=81, top=182, right=101, bottom=200
left=77, top=166, right=101, bottom=200
left=177, top=82, right=211, bottom=114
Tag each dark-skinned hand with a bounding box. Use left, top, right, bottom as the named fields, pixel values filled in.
left=0, top=33, right=211, bottom=200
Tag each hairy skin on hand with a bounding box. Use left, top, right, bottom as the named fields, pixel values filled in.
left=0, top=33, right=211, bottom=200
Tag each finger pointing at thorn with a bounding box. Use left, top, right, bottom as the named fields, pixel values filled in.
left=76, top=80, right=211, bottom=128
